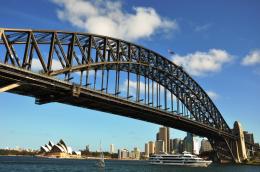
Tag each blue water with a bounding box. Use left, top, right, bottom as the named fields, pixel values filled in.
left=0, top=156, right=259, bottom=172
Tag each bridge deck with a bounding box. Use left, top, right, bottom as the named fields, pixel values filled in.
left=0, top=63, right=235, bottom=140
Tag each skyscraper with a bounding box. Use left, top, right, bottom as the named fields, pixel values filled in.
left=145, top=143, right=149, bottom=157
left=183, top=132, right=193, bottom=153
left=170, top=138, right=182, bottom=154
left=200, top=139, right=213, bottom=153
left=243, top=131, right=254, bottom=144
left=155, top=140, right=164, bottom=154
left=157, top=126, right=170, bottom=153
left=167, top=127, right=170, bottom=153
left=110, top=144, right=115, bottom=154
left=118, top=149, right=129, bottom=159
left=183, top=132, right=200, bottom=154
left=130, top=147, right=140, bottom=160
left=148, top=141, right=155, bottom=155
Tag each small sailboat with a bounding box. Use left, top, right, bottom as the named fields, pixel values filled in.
left=97, top=142, right=105, bottom=168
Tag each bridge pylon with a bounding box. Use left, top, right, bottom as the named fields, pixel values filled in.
left=232, top=121, right=248, bottom=163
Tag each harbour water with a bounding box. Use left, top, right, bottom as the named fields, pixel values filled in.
left=0, top=156, right=259, bottom=172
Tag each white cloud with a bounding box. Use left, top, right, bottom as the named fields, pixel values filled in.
left=241, top=49, right=260, bottom=66
left=121, top=79, right=175, bottom=101
left=52, top=0, right=178, bottom=41
left=31, top=58, right=63, bottom=72
left=172, top=49, right=233, bottom=76
left=122, top=80, right=145, bottom=95
left=206, top=90, right=219, bottom=100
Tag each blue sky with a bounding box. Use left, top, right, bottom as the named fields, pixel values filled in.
left=0, top=0, right=260, bottom=152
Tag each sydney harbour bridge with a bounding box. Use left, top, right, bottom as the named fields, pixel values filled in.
left=0, top=28, right=258, bottom=163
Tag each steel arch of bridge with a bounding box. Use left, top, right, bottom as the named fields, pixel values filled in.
left=0, top=28, right=240, bottom=161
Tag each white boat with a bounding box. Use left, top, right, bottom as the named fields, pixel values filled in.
left=149, top=151, right=212, bottom=167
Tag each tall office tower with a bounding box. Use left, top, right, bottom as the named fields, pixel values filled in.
left=200, top=139, right=213, bottom=153
left=118, top=149, right=122, bottom=159
left=243, top=131, right=254, bottom=144
left=179, top=140, right=184, bottom=153
left=183, top=132, right=193, bottom=153
left=121, top=149, right=129, bottom=159
left=193, top=136, right=201, bottom=155
left=145, top=143, right=149, bottom=157
left=131, top=147, right=141, bottom=160
left=170, top=138, right=181, bottom=154
left=118, top=149, right=129, bottom=159
left=158, top=126, right=170, bottom=153
left=169, top=139, right=174, bottom=153
left=155, top=140, right=164, bottom=154
left=183, top=132, right=201, bottom=154
left=156, top=132, right=159, bottom=141
left=148, top=141, right=155, bottom=154
left=110, top=144, right=115, bottom=154
left=167, top=127, right=170, bottom=153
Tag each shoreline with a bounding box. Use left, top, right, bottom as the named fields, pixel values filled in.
left=0, top=154, right=145, bottom=161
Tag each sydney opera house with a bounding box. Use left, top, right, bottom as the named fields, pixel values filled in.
left=40, top=139, right=80, bottom=158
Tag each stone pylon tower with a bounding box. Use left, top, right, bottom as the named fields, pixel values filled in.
left=233, top=121, right=247, bottom=162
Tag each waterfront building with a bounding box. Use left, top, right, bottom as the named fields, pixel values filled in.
left=118, top=149, right=121, bottom=159
left=243, top=131, right=254, bottom=144
left=156, top=132, right=159, bottom=141
left=167, top=127, right=170, bottom=153
left=110, top=144, right=115, bottom=154
left=40, top=139, right=77, bottom=158
left=179, top=140, right=184, bottom=153
left=200, top=139, right=213, bottom=153
left=170, top=138, right=182, bottom=154
left=193, top=137, right=201, bottom=155
left=118, top=149, right=129, bottom=159
left=155, top=140, right=164, bottom=154
left=130, top=147, right=140, bottom=160
left=144, top=143, right=149, bottom=157
left=183, top=133, right=193, bottom=153
left=157, top=126, right=170, bottom=153
left=183, top=133, right=200, bottom=155
left=148, top=141, right=155, bottom=155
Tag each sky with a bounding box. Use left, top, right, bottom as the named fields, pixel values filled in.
left=0, top=0, right=260, bottom=152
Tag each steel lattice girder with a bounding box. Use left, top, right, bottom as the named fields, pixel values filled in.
left=0, top=28, right=231, bottom=133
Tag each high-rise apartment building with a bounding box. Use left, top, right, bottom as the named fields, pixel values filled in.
left=155, top=140, right=164, bottom=154
left=200, top=139, right=213, bottom=153
left=183, top=132, right=200, bottom=155
left=118, top=149, right=129, bottom=159
left=110, top=144, right=115, bottom=154
left=243, top=131, right=254, bottom=144
left=157, top=126, right=170, bottom=153
left=130, top=147, right=140, bottom=160
left=170, top=138, right=182, bottom=154
left=148, top=141, right=155, bottom=155
left=145, top=143, right=149, bottom=157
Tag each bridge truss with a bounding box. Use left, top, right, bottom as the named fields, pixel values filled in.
left=0, top=28, right=251, bottom=162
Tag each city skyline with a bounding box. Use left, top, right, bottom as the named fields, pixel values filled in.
left=1, top=0, right=260, bottom=152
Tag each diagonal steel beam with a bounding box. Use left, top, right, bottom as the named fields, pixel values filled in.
left=0, top=83, right=20, bottom=93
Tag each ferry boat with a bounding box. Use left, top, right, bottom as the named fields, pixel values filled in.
left=149, top=151, right=212, bottom=167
